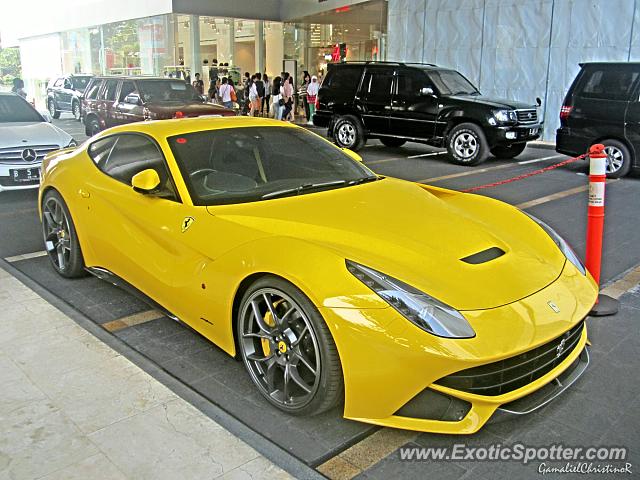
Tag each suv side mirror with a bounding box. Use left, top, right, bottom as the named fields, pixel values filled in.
left=420, top=87, right=435, bottom=96
left=64, top=81, right=72, bottom=90
left=125, top=93, right=142, bottom=105
left=131, top=169, right=160, bottom=193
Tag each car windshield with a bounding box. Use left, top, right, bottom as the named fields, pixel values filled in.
left=0, top=95, right=43, bottom=123
left=72, top=76, right=92, bottom=91
left=428, top=70, right=479, bottom=96
left=168, top=126, right=377, bottom=206
left=137, top=80, right=202, bottom=103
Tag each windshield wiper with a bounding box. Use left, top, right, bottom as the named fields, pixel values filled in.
left=348, top=175, right=381, bottom=185
left=262, top=180, right=348, bottom=199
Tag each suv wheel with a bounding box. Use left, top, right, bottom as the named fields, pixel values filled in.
left=491, top=143, right=526, bottom=159
left=72, top=101, right=81, bottom=121
left=85, top=117, right=101, bottom=137
left=601, top=140, right=632, bottom=178
left=48, top=99, right=60, bottom=119
left=447, top=123, right=489, bottom=165
left=334, top=115, right=365, bottom=151
left=380, top=137, right=406, bottom=148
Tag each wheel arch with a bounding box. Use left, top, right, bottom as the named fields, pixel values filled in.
left=592, top=135, right=636, bottom=167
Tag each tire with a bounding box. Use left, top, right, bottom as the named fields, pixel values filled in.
left=333, top=115, right=365, bottom=151
left=600, top=139, right=632, bottom=178
left=85, top=117, right=101, bottom=137
left=237, top=275, right=343, bottom=416
left=72, top=101, right=81, bottom=121
left=380, top=137, right=407, bottom=148
left=447, top=123, right=489, bottom=165
left=491, top=143, right=526, bottom=159
left=48, top=99, right=60, bottom=119
left=41, top=190, right=86, bottom=278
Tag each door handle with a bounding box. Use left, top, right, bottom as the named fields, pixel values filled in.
left=78, top=189, right=90, bottom=198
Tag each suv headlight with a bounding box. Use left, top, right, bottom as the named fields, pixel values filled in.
left=493, top=109, right=517, bottom=123
left=525, top=213, right=586, bottom=275
left=346, top=260, right=475, bottom=339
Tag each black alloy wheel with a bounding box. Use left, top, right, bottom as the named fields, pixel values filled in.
left=41, top=190, right=85, bottom=278
left=238, top=276, right=343, bottom=416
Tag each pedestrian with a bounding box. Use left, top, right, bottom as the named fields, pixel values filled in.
left=282, top=75, right=295, bottom=122
left=306, top=75, right=319, bottom=125
left=301, top=71, right=311, bottom=123
left=261, top=74, right=271, bottom=116
left=219, top=77, right=235, bottom=109
left=271, top=76, right=282, bottom=120
left=242, top=72, right=251, bottom=115
left=193, top=73, right=204, bottom=95
left=248, top=74, right=258, bottom=116
left=228, top=78, right=238, bottom=106
left=254, top=73, right=265, bottom=116
left=11, top=78, right=27, bottom=99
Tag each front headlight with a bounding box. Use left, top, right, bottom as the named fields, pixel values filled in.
left=493, top=109, right=517, bottom=123
left=346, top=260, right=475, bottom=339
left=525, top=213, right=586, bottom=275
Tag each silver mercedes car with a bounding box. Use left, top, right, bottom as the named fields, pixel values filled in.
left=0, top=92, right=75, bottom=192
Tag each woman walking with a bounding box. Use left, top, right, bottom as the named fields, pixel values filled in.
left=271, top=76, right=282, bottom=120
left=306, top=75, right=319, bottom=125
left=301, top=71, right=311, bottom=123
left=262, top=74, right=271, bottom=116
left=282, top=74, right=294, bottom=122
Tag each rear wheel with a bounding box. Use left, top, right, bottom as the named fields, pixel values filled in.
left=380, top=137, right=406, bottom=148
left=237, top=276, right=343, bottom=416
left=600, top=139, right=632, bottom=178
left=490, top=143, right=526, bottom=159
left=41, top=190, right=85, bottom=278
left=447, top=123, right=489, bottom=165
left=48, top=99, right=60, bottom=119
left=333, top=115, right=365, bottom=151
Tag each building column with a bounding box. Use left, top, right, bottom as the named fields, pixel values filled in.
left=255, top=20, right=265, bottom=74
left=228, top=20, right=235, bottom=66
left=188, top=14, right=201, bottom=77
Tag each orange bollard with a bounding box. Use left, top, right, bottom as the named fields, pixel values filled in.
left=585, top=144, right=618, bottom=316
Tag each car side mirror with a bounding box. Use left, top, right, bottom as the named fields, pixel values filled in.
left=420, top=87, right=435, bottom=96
left=131, top=169, right=161, bottom=194
left=536, top=97, right=542, bottom=107
left=125, top=94, right=141, bottom=105
left=64, top=82, right=72, bottom=90
left=342, top=148, right=363, bottom=162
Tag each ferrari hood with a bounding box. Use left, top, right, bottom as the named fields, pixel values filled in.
left=206, top=178, right=565, bottom=310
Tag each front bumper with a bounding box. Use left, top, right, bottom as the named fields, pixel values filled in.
left=0, top=162, right=42, bottom=192
left=322, top=260, right=597, bottom=434
left=488, top=123, right=543, bottom=146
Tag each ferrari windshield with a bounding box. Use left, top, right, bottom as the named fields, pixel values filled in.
left=0, top=95, right=43, bottom=123
left=168, top=126, right=376, bottom=206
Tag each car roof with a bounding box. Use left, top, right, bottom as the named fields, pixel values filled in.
left=580, top=62, right=640, bottom=67
left=91, top=76, right=181, bottom=81
left=94, top=116, right=300, bottom=139
left=331, top=61, right=442, bottom=70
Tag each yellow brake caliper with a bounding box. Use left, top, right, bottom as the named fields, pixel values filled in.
left=261, top=299, right=284, bottom=356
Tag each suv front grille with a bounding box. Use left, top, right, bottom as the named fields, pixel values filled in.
left=0, top=145, right=60, bottom=165
left=434, top=320, right=585, bottom=396
left=516, top=109, right=538, bottom=124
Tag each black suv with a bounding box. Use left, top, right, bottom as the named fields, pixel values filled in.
left=313, top=62, right=542, bottom=165
left=46, top=74, right=93, bottom=120
left=556, top=62, right=640, bottom=178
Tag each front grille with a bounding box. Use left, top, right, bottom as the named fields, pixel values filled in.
left=435, top=320, right=585, bottom=396
left=516, top=109, right=538, bottom=124
left=0, top=145, right=60, bottom=165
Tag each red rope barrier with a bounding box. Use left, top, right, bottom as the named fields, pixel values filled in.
left=462, top=154, right=587, bottom=193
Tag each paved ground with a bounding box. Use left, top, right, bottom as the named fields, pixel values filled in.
left=0, top=113, right=638, bottom=479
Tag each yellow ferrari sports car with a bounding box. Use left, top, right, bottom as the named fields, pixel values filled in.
left=39, top=117, right=597, bottom=434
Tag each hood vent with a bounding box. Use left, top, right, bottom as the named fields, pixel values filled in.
left=460, top=247, right=505, bottom=265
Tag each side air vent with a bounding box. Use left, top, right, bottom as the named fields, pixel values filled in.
left=460, top=247, right=505, bottom=265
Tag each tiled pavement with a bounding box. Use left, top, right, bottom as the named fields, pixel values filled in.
left=0, top=265, right=292, bottom=480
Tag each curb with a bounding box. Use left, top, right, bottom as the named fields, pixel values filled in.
left=527, top=141, right=556, bottom=151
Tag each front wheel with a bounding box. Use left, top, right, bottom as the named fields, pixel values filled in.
left=600, top=139, right=632, bottom=178
left=85, top=117, right=101, bottom=137
left=447, top=123, right=489, bottom=166
left=237, top=276, right=343, bottom=416
left=333, top=115, right=365, bottom=151
left=48, top=99, right=60, bottom=119
left=491, top=143, right=526, bottom=159
left=380, top=137, right=406, bottom=148
left=41, top=190, right=86, bottom=278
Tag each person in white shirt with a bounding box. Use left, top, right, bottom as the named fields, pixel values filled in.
left=218, top=77, right=235, bottom=108
left=306, top=75, right=319, bottom=125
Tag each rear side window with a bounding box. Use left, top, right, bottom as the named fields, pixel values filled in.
left=362, top=70, right=393, bottom=96
left=119, top=81, right=136, bottom=102
left=99, top=80, right=119, bottom=101
left=579, top=68, right=639, bottom=101
left=86, top=80, right=102, bottom=100
left=324, top=66, right=363, bottom=96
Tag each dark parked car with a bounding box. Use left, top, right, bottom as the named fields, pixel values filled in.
left=313, top=62, right=542, bottom=165
left=46, top=74, right=93, bottom=120
left=82, top=76, right=235, bottom=136
left=556, top=62, right=640, bottom=178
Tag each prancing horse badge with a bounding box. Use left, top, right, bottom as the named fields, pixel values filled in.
left=181, top=217, right=195, bottom=233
